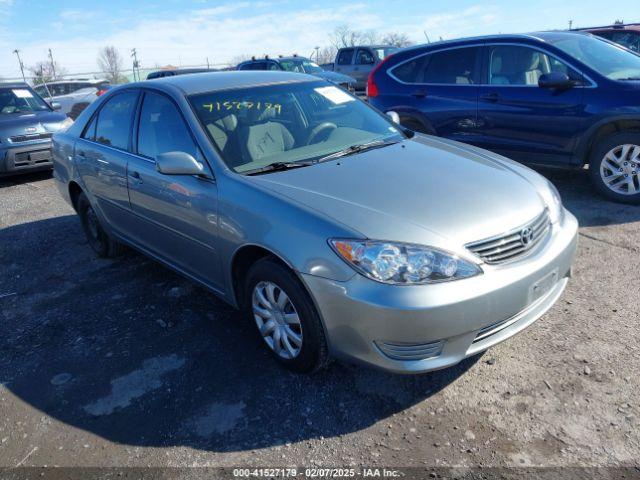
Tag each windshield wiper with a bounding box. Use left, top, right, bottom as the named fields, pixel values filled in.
left=316, top=139, right=401, bottom=163
left=618, top=77, right=640, bottom=80
left=243, top=160, right=315, bottom=176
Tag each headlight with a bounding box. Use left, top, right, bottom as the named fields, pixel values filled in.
left=59, top=117, right=74, bottom=132
left=541, top=181, right=563, bottom=224
left=329, top=239, right=482, bottom=285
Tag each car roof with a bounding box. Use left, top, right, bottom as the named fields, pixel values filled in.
left=341, top=45, right=396, bottom=49
left=38, top=79, right=107, bottom=85
left=145, top=70, right=318, bottom=95
left=574, top=23, right=640, bottom=32
left=0, top=82, right=31, bottom=89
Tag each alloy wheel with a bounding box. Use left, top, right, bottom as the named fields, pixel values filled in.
left=252, top=281, right=303, bottom=359
left=599, top=144, right=640, bottom=195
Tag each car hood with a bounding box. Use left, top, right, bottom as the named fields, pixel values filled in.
left=0, top=111, right=68, bottom=141
left=313, top=71, right=356, bottom=84
left=250, top=136, right=548, bottom=253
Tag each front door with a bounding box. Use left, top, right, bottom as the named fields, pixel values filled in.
left=475, top=44, right=586, bottom=165
left=75, top=90, right=139, bottom=233
left=126, top=91, right=222, bottom=288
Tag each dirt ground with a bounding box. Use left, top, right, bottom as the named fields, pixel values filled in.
left=0, top=167, right=638, bottom=476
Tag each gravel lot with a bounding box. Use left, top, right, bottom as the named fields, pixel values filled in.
left=0, top=167, right=638, bottom=474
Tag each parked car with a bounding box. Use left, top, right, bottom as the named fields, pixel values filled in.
left=574, top=23, right=640, bottom=53
left=368, top=31, right=640, bottom=204
left=1, top=83, right=71, bottom=176
left=237, top=56, right=356, bottom=92
left=52, top=71, right=577, bottom=374
left=330, top=45, right=397, bottom=92
left=146, top=68, right=215, bottom=80
left=34, top=79, right=110, bottom=120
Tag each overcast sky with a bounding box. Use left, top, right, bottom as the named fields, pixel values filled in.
left=0, top=0, right=638, bottom=79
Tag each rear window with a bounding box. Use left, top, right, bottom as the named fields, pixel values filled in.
left=391, top=47, right=480, bottom=84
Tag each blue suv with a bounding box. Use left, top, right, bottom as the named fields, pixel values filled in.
left=368, top=31, right=640, bottom=203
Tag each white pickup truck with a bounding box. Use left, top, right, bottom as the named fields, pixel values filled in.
left=34, top=80, right=110, bottom=119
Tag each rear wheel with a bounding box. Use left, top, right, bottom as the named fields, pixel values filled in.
left=588, top=132, right=640, bottom=204
left=77, top=192, right=125, bottom=257
left=243, top=258, right=329, bottom=373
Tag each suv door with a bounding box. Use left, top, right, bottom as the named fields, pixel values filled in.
left=76, top=90, right=139, bottom=233
left=127, top=90, right=222, bottom=288
left=475, top=44, right=586, bottom=165
left=388, top=46, right=481, bottom=142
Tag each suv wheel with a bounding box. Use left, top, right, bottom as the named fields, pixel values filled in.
left=77, top=192, right=125, bottom=257
left=243, top=258, right=329, bottom=373
left=589, top=132, right=640, bottom=204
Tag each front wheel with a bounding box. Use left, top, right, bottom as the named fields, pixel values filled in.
left=243, top=258, right=329, bottom=373
left=588, top=133, right=640, bottom=204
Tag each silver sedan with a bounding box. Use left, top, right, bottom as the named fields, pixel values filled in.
left=52, top=71, right=578, bottom=374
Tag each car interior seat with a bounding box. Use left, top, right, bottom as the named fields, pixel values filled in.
left=491, top=48, right=544, bottom=85
left=238, top=106, right=295, bottom=164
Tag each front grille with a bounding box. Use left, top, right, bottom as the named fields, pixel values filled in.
left=13, top=149, right=52, bottom=167
left=9, top=132, right=53, bottom=143
left=375, top=340, right=444, bottom=361
left=466, top=209, right=551, bottom=265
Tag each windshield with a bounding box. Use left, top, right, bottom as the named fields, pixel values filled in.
left=550, top=34, right=640, bottom=80
left=190, top=80, right=403, bottom=173
left=0, top=87, right=51, bottom=114
left=279, top=59, right=324, bottom=74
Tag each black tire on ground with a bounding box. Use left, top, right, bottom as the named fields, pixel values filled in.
left=77, top=192, right=125, bottom=258
left=243, top=258, right=329, bottom=374
left=588, top=132, right=640, bottom=204
left=69, top=102, right=90, bottom=120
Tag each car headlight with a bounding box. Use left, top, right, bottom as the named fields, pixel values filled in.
left=329, top=239, right=482, bottom=285
left=59, top=117, right=74, bottom=132
left=541, top=181, right=563, bottom=224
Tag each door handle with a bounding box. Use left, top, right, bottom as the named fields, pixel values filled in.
left=480, top=92, right=500, bottom=102
left=411, top=90, right=427, bottom=98
left=77, top=150, right=86, bottom=160
left=129, top=171, right=142, bottom=184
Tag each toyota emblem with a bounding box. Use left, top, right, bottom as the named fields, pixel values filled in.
left=520, top=227, right=534, bottom=246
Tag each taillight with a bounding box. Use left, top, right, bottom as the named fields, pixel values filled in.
left=366, top=54, right=394, bottom=98
left=96, top=89, right=107, bottom=96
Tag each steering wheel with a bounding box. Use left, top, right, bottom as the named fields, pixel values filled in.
left=307, top=122, right=337, bottom=145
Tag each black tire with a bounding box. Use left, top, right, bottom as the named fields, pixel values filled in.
left=243, top=258, right=329, bottom=374
left=69, top=102, right=89, bottom=120
left=77, top=192, right=125, bottom=258
left=588, top=132, right=640, bottom=204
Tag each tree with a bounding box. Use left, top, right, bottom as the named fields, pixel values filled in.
left=98, top=46, right=125, bottom=84
left=315, top=46, right=337, bottom=65
left=28, top=61, right=66, bottom=85
left=381, top=32, right=414, bottom=48
left=330, top=24, right=380, bottom=48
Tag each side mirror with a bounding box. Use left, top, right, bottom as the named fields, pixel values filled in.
left=50, top=102, right=62, bottom=111
left=156, top=151, right=204, bottom=175
left=538, top=72, right=573, bottom=89
left=386, top=111, right=401, bottom=124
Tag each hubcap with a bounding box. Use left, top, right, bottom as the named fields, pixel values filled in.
left=600, top=144, right=640, bottom=195
left=252, top=281, right=303, bottom=360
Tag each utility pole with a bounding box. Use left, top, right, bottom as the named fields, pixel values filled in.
left=314, top=46, right=320, bottom=63
left=13, top=49, right=26, bottom=82
left=48, top=48, right=57, bottom=79
left=131, top=48, right=140, bottom=81
left=206, top=57, right=210, bottom=69
left=568, top=19, right=573, bottom=30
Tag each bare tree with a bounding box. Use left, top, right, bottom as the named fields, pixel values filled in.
left=98, top=46, right=125, bottom=84
left=28, top=61, right=66, bottom=85
left=316, top=46, right=337, bottom=65
left=330, top=24, right=377, bottom=48
left=229, top=54, right=252, bottom=66
left=381, top=32, right=414, bottom=48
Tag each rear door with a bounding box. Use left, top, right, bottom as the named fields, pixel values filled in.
left=475, top=43, right=586, bottom=165
left=75, top=90, right=139, bottom=233
left=387, top=45, right=482, bottom=142
left=126, top=90, right=223, bottom=288
left=334, top=48, right=356, bottom=80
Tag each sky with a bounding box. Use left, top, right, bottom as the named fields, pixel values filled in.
left=0, top=0, right=638, bottom=80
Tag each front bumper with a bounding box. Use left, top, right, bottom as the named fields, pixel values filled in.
left=301, top=210, right=578, bottom=373
left=0, top=141, right=54, bottom=176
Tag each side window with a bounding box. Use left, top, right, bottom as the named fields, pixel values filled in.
left=422, top=47, right=480, bottom=84
left=137, top=92, right=198, bottom=161
left=267, top=62, right=280, bottom=71
left=391, top=54, right=430, bottom=83
left=34, top=86, right=48, bottom=96
left=488, top=45, right=582, bottom=86
left=82, top=115, right=98, bottom=141
left=337, top=49, right=355, bottom=65
left=94, top=91, right=138, bottom=150
left=238, top=63, right=251, bottom=71
left=355, top=49, right=375, bottom=65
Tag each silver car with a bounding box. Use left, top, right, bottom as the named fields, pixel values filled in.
left=52, top=71, right=578, bottom=374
